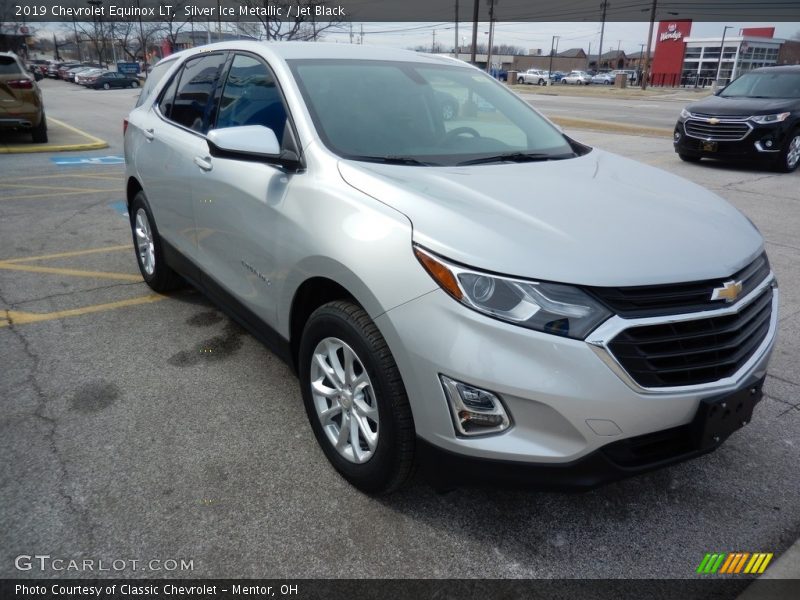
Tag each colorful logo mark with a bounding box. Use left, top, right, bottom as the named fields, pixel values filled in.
left=697, top=552, right=774, bottom=575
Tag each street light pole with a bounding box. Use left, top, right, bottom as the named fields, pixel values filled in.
left=470, top=0, right=479, bottom=65
left=715, top=25, right=733, bottom=84
left=640, top=0, right=657, bottom=90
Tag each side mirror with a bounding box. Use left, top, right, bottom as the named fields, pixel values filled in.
left=208, top=125, right=281, bottom=156
left=207, top=124, right=302, bottom=170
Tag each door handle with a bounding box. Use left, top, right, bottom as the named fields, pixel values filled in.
left=193, top=156, right=213, bottom=172
left=143, top=128, right=154, bottom=141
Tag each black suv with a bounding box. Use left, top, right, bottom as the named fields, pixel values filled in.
left=674, top=65, right=800, bottom=172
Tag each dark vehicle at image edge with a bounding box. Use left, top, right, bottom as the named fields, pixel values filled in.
left=674, top=65, right=800, bottom=172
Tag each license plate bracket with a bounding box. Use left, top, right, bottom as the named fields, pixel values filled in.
left=692, top=381, right=763, bottom=450
left=702, top=141, right=718, bottom=152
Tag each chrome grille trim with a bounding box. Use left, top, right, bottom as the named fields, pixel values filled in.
left=684, top=117, right=753, bottom=142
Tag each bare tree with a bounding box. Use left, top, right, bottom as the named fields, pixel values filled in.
left=161, top=0, right=192, bottom=52
left=235, top=0, right=345, bottom=41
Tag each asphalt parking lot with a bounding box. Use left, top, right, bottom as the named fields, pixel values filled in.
left=1, top=78, right=799, bottom=584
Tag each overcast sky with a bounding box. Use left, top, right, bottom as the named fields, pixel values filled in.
left=323, top=21, right=800, bottom=53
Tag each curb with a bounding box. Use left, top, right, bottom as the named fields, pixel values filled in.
left=0, top=117, right=108, bottom=154
left=550, top=116, right=673, bottom=138
left=737, top=538, right=800, bottom=599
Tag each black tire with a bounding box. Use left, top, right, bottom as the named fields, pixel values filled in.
left=774, top=129, right=800, bottom=173
left=130, top=80, right=139, bottom=88
left=31, top=114, right=47, bottom=143
left=129, top=191, right=183, bottom=292
left=102, top=82, right=110, bottom=90
left=678, top=153, right=702, bottom=163
left=299, top=301, right=415, bottom=494
left=517, top=76, right=524, bottom=84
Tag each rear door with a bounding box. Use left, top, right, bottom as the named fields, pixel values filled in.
left=133, top=52, right=228, bottom=264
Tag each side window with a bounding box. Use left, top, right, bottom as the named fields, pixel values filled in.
left=157, top=71, right=180, bottom=120
left=215, top=54, right=288, bottom=144
left=169, top=53, right=227, bottom=133
left=135, top=57, right=176, bottom=108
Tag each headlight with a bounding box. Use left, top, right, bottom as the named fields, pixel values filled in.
left=750, top=112, right=790, bottom=124
left=414, top=246, right=612, bottom=340
left=680, top=108, right=693, bottom=119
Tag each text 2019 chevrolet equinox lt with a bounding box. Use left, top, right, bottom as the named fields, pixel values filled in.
left=125, top=43, right=778, bottom=494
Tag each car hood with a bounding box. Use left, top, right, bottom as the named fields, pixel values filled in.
left=688, top=95, right=798, bottom=116
left=337, top=149, right=763, bottom=287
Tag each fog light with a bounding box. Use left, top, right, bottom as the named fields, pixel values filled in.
left=674, top=131, right=681, bottom=142
left=440, top=375, right=511, bottom=436
left=765, top=140, right=773, bottom=148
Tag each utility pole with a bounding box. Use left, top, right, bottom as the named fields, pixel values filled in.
left=598, top=0, right=608, bottom=71
left=640, top=0, right=657, bottom=89
left=485, top=0, right=495, bottom=73
left=360, top=24, right=364, bottom=44
left=454, top=0, right=459, bottom=58
left=432, top=29, right=436, bottom=53
left=349, top=23, right=353, bottom=44
left=470, top=0, right=479, bottom=65
left=547, top=35, right=559, bottom=85
left=715, top=25, right=733, bottom=84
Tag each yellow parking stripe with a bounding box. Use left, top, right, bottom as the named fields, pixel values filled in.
left=2, top=244, right=131, bottom=264
left=1, top=294, right=166, bottom=327
left=0, top=173, right=122, bottom=183
left=0, top=190, right=106, bottom=201
left=0, top=183, right=110, bottom=192
left=0, top=262, right=140, bottom=281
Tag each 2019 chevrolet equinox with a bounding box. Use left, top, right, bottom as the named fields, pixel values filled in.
left=125, top=42, right=778, bottom=494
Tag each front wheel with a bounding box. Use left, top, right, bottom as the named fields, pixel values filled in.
left=130, top=80, right=139, bottom=88
left=517, top=76, right=524, bottom=84
left=776, top=130, right=800, bottom=173
left=299, top=301, right=415, bottom=494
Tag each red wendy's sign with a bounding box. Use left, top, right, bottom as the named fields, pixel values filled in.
left=650, top=20, right=692, bottom=86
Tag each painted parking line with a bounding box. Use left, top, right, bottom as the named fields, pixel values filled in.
left=0, top=294, right=166, bottom=328
left=1, top=244, right=131, bottom=264
left=0, top=117, right=108, bottom=154
left=110, top=200, right=129, bottom=217
left=0, top=173, right=122, bottom=183
left=51, top=155, right=125, bottom=166
left=0, top=262, right=140, bottom=281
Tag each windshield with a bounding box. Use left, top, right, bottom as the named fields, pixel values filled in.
left=288, top=59, right=578, bottom=166
left=720, top=71, right=800, bottom=99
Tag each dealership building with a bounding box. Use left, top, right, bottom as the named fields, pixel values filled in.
left=650, top=22, right=800, bottom=87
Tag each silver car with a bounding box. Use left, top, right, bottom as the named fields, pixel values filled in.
left=125, top=42, right=777, bottom=494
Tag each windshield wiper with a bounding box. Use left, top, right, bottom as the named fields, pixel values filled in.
left=456, top=151, right=574, bottom=166
left=348, top=155, right=439, bottom=166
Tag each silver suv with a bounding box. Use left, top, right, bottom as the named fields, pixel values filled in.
left=125, top=42, right=777, bottom=494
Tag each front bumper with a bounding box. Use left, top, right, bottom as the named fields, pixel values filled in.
left=673, top=118, right=792, bottom=161
left=376, top=281, right=777, bottom=487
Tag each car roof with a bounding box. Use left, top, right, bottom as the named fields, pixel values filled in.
left=154, top=41, right=476, bottom=69
left=752, top=64, right=800, bottom=73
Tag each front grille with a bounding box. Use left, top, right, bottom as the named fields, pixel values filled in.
left=608, top=287, right=773, bottom=388
left=684, top=118, right=751, bottom=141
left=586, top=253, right=770, bottom=317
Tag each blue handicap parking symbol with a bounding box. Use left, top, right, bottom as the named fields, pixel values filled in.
left=51, top=155, right=125, bottom=166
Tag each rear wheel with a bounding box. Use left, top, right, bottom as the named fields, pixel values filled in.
left=102, top=82, right=110, bottom=90
left=130, top=80, right=139, bottom=88
left=129, top=191, right=183, bottom=292
left=299, top=301, right=415, bottom=494
left=31, top=114, right=47, bottom=143
left=775, top=129, right=800, bottom=173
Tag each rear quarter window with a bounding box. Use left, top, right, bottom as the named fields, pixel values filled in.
left=135, top=58, right=178, bottom=107
left=0, top=56, right=22, bottom=75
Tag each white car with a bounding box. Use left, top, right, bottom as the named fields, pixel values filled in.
left=562, top=70, right=592, bottom=85
left=125, top=42, right=777, bottom=493
left=517, top=69, right=548, bottom=85
left=591, top=72, right=615, bottom=85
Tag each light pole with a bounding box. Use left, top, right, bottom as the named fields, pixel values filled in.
left=87, top=0, right=103, bottom=65
left=715, top=25, right=733, bottom=84
left=547, top=35, right=560, bottom=85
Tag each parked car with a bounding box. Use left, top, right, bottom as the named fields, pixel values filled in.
left=674, top=65, right=800, bottom=172
left=611, top=69, right=637, bottom=84
left=90, top=71, right=141, bottom=90
left=56, top=62, right=81, bottom=79
left=591, top=72, right=615, bottom=85
left=548, top=71, right=565, bottom=82
left=517, top=69, right=548, bottom=85
left=562, top=70, right=592, bottom=85
left=26, top=59, right=49, bottom=77
left=0, top=52, right=47, bottom=142
left=126, top=42, right=777, bottom=494
left=75, top=68, right=104, bottom=86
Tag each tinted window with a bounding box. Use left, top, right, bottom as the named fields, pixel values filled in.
left=0, top=56, right=22, bottom=75
left=158, top=72, right=180, bottom=120
left=215, top=54, right=287, bottom=143
left=721, top=71, right=800, bottom=99
left=170, top=53, right=227, bottom=133
left=135, top=57, right=177, bottom=108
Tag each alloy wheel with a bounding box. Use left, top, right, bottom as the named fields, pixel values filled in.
left=310, top=337, right=379, bottom=464
left=787, top=135, right=800, bottom=170
left=134, top=208, right=155, bottom=276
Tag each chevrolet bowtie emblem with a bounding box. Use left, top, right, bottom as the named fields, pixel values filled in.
left=708, top=117, right=720, bottom=125
left=711, top=280, right=743, bottom=303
